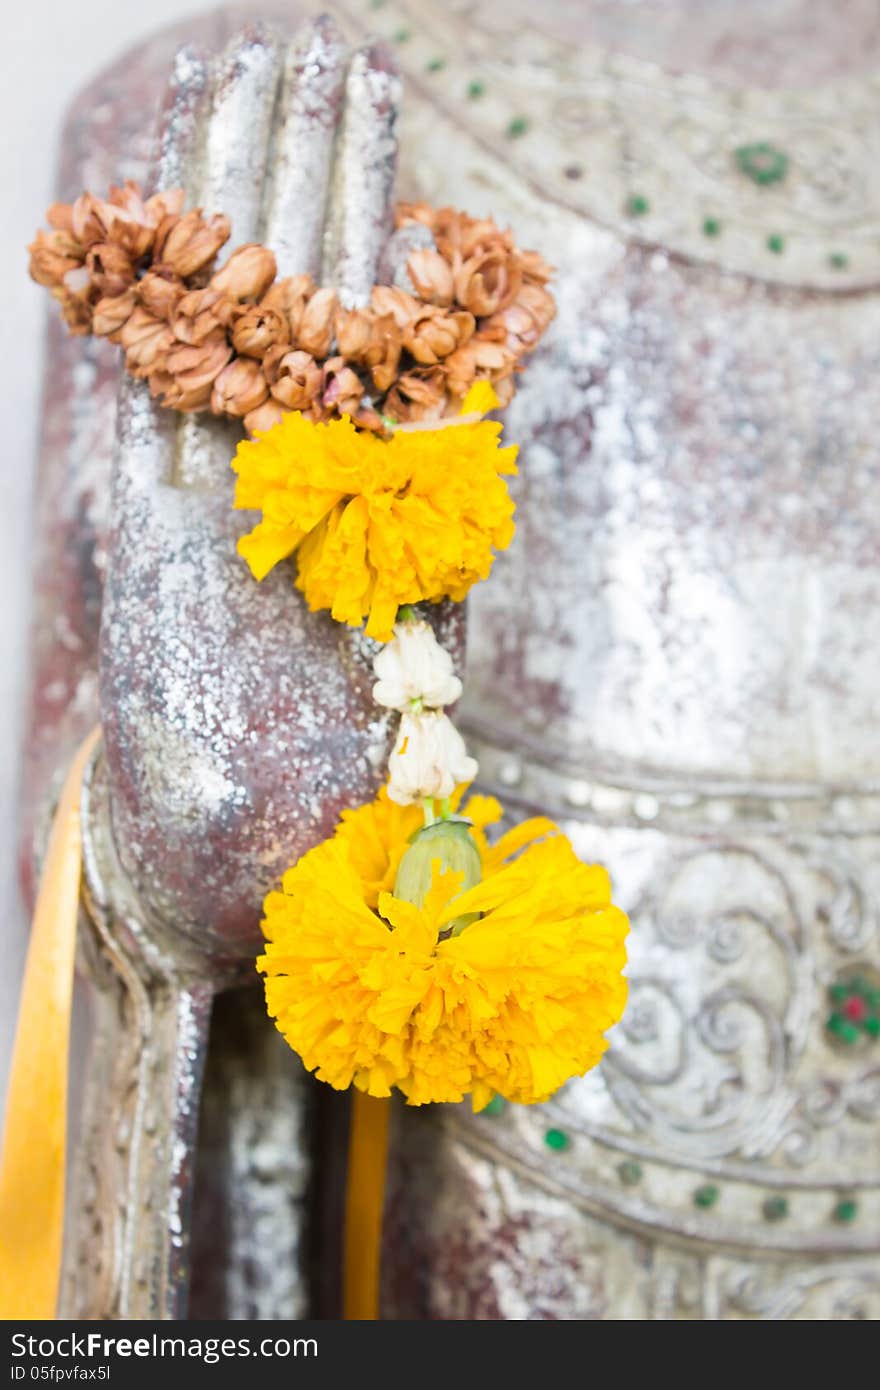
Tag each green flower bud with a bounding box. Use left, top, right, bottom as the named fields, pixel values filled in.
left=394, top=818, right=482, bottom=936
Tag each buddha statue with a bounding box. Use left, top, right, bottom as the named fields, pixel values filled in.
left=20, top=1, right=880, bottom=1319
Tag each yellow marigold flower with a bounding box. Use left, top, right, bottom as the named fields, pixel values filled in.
left=258, top=789, right=629, bottom=1108
left=231, top=385, right=518, bottom=641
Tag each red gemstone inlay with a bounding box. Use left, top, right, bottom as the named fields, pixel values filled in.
left=844, top=995, right=868, bottom=1023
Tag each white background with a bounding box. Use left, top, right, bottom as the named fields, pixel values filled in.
left=0, top=0, right=221, bottom=1112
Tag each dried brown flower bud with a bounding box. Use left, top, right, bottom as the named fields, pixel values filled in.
left=244, top=399, right=287, bottom=436
left=406, top=248, right=454, bottom=307
left=146, top=368, right=174, bottom=400
left=383, top=366, right=447, bottom=423
left=171, top=288, right=231, bottom=345
left=152, top=214, right=179, bottom=261
left=107, top=181, right=148, bottom=218
left=163, top=331, right=233, bottom=410
left=370, top=284, right=421, bottom=331
left=138, top=267, right=185, bottom=321
left=260, top=274, right=314, bottom=339
left=143, top=188, right=186, bottom=223
left=481, top=282, right=556, bottom=355
left=162, top=211, right=232, bottom=278
left=517, top=249, right=554, bottom=285
left=443, top=338, right=518, bottom=402
left=365, top=315, right=402, bottom=394
left=70, top=194, right=107, bottom=250
left=521, top=279, right=556, bottom=325
left=335, top=306, right=375, bottom=360
left=92, top=288, right=137, bottom=340
left=296, top=286, right=338, bottom=357
left=395, top=202, right=437, bottom=232
left=457, top=216, right=515, bottom=261
left=491, top=373, right=516, bottom=408
left=52, top=286, right=93, bottom=336
left=351, top=404, right=389, bottom=435
left=211, top=358, right=268, bottom=417
left=84, top=242, right=135, bottom=298
left=90, top=186, right=156, bottom=259
left=441, top=343, right=477, bottom=401
left=474, top=320, right=507, bottom=345
left=404, top=306, right=475, bottom=365
left=471, top=337, right=518, bottom=376
left=321, top=357, right=364, bottom=418
left=265, top=348, right=323, bottom=410
left=149, top=375, right=210, bottom=413
left=61, top=264, right=94, bottom=306
left=45, top=203, right=77, bottom=239
left=28, top=230, right=83, bottom=288
left=454, top=248, right=521, bottom=317
left=210, top=243, right=277, bottom=302
left=335, top=305, right=402, bottom=391
left=231, top=305, right=288, bottom=358
left=119, top=306, right=174, bottom=377
left=421, top=207, right=514, bottom=264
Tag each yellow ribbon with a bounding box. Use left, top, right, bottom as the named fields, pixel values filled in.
left=0, top=724, right=391, bottom=1320
left=343, top=1091, right=390, bottom=1320
left=0, top=726, right=100, bottom=1320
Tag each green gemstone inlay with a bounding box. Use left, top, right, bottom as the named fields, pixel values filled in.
left=627, top=194, right=650, bottom=217
left=482, top=1095, right=506, bottom=1117
left=506, top=117, right=529, bottom=139
left=766, top=234, right=785, bottom=255
left=826, top=975, right=880, bottom=1047
left=393, top=27, right=411, bottom=43
left=702, top=217, right=722, bottom=238
left=694, top=1184, right=720, bottom=1209
left=544, top=1127, right=570, bottom=1152
left=426, top=58, right=446, bottom=73
left=829, top=252, right=849, bottom=270
left=834, top=1198, right=858, bottom=1224
left=763, top=1196, right=789, bottom=1222
left=827, top=1013, right=859, bottom=1044
left=617, top=1160, right=642, bottom=1186
left=467, top=80, right=485, bottom=99
left=735, top=142, right=789, bottom=186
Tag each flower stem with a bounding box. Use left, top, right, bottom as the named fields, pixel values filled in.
left=422, top=797, right=437, bottom=826
left=439, top=797, right=453, bottom=820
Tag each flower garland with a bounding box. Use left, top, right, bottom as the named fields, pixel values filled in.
left=232, top=380, right=516, bottom=638
left=28, top=182, right=629, bottom=1113
left=28, top=182, right=555, bottom=434
left=260, top=784, right=628, bottom=1108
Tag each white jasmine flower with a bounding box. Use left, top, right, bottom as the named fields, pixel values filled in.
left=372, top=618, right=462, bottom=712
left=386, top=710, right=478, bottom=805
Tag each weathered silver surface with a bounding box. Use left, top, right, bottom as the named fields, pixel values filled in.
left=322, top=42, right=401, bottom=304
left=99, top=18, right=409, bottom=958
left=58, top=12, right=424, bottom=1318
left=344, top=0, right=880, bottom=1319
left=356, top=0, right=880, bottom=290
left=188, top=988, right=311, bottom=1320
left=264, top=18, right=348, bottom=277
left=63, top=744, right=214, bottom=1318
